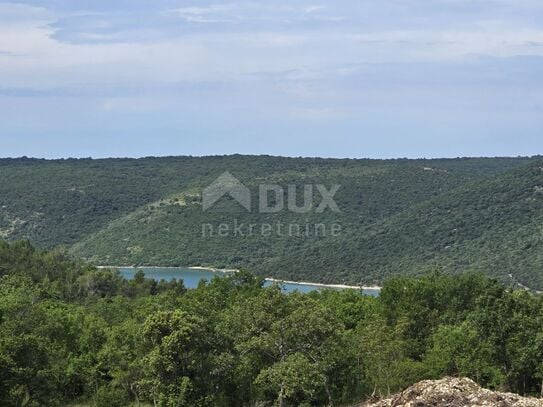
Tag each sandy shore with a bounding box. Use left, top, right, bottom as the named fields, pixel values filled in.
left=265, top=277, right=381, bottom=291
left=96, top=265, right=381, bottom=291
left=187, top=266, right=239, bottom=273
left=97, top=265, right=237, bottom=273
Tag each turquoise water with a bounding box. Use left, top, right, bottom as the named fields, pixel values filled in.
left=118, top=267, right=379, bottom=296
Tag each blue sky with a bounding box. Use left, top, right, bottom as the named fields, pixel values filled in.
left=0, top=0, right=542, bottom=158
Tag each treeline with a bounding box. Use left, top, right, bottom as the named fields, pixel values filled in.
left=1, top=241, right=542, bottom=406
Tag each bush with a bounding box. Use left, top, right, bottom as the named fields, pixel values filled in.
left=95, top=386, right=129, bottom=407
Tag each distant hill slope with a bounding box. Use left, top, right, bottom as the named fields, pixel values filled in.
left=1, top=155, right=542, bottom=288
left=273, top=160, right=543, bottom=288
left=2, top=155, right=520, bottom=249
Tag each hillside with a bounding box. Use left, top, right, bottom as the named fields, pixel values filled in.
left=365, top=161, right=543, bottom=288
left=1, top=155, right=525, bottom=248
left=273, top=160, right=543, bottom=288
left=1, top=155, right=542, bottom=288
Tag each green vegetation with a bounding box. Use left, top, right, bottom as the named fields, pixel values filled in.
left=1, top=241, right=542, bottom=406
left=1, top=155, right=542, bottom=288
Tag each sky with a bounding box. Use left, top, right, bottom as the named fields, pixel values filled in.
left=0, top=0, right=542, bottom=159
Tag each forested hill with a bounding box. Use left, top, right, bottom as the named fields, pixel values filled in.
left=1, top=155, right=542, bottom=288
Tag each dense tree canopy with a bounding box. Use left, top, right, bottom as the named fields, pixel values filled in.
left=0, top=241, right=542, bottom=406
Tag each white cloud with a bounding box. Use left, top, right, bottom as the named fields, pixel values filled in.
left=304, top=5, right=326, bottom=14
left=1, top=0, right=543, bottom=127
left=0, top=2, right=51, bottom=23
left=164, top=5, right=241, bottom=23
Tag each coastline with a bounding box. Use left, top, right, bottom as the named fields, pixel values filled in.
left=188, top=265, right=239, bottom=273
left=97, top=265, right=381, bottom=291
left=97, top=265, right=237, bottom=273
left=264, top=277, right=381, bottom=291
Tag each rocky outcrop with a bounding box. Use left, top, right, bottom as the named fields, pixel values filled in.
left=361, top=377, right=543, bottom=407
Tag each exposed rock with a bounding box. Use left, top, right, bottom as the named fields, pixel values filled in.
left=360, top=377, right=543, bottom=407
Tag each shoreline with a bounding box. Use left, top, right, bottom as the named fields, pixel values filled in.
left=264, top=277, right=381, bottom=291
left=97, top=265, right=381, bottom=291
left=97, top=265, right=237, bottom=273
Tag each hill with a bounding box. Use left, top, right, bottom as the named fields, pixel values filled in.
left=272, top=160, right=543, bottom=288
left=1, top=155, right=542, bottom=288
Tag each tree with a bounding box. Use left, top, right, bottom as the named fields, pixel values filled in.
left=139, top=310, right=206, bottom=406
left=424, top=322, right=502, bottom=388
left=357, top=316, right=422, bottom=398
left=255, top=353, right=326, bottom=406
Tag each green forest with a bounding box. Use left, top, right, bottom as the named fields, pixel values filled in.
left=1, top=240, right=542, bottom=406
left=1, top=155, right=543, bottom=289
